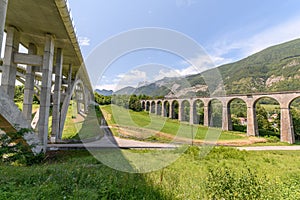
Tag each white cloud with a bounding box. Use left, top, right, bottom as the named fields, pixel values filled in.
left=209, top=15, right=300, bottom=65
left=243, top=16, right=300, bottom=55
left=78, top=37, right=90, bottom=46
left=95, top=83, right=117, bottom=91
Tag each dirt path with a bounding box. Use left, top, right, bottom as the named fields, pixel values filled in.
left=115, top=125, right=267, bottom=146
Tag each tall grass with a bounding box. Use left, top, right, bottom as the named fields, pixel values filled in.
left=1, top=147, right=300, bottom=199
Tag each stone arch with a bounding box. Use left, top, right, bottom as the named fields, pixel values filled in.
left=156, top=101, right=162, bottom=115
left=141, top=101, right=145, bottom=110
left=287, top=96, right=300, bottom=142
left=73, top=82, right=87, bottom=114
left=150, top=101, right=156, bottom=113
left=145, top=101, right=150, bottom=112
left=228, top=98, right=247, bottom=132
left=192, top=99, right=204, bottom=125
left=170, top=100, right=179, bottom=119
left=59, top=79, right=88, bottom=139
left=207, top=98, right=222, bottom=127
left=163, top=101, right=170, bottom=117
left=0, top=87, right=42, bottom=153
left=253, top=96, right=280, bottom=139
left=180, top=100, right=190, bottom=122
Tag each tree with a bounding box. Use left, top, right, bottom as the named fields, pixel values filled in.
left=256, top=104, right=271, bottom=131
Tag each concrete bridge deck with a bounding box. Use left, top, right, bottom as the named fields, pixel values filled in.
left=0, top=0, right=94, bottom=153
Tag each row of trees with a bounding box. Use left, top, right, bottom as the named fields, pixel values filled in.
left=94, top=93, right=152, bottom=112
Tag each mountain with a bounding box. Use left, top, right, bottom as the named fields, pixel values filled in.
left=114, top=86, right=136, bottom=95
left=95, top=89, right=113, bottom=96
left=115, top=38, right=300, bottom=97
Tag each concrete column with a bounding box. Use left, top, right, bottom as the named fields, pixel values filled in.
left=0, top=0, right=8, bottom=55
left=149, top=102, right=152, bottom=114
left=164, top=102, right=170, bottom=117
left=169, top=101, right=173, bottom=119
left=189, top=103, right=194, bottom=125
left=178, top=101, right=183, bottom=121
left=22, top=43, right=37, bottom=125
left=155, top=102, right=158, bottom=115
left=203, top=106, right=210, bottom=126
left=144, top=101, right=147, bottom=112
left=280, top=107, right=295, bottom=144
left=161, top=101, right=165, bottom=117
left=1, top=26, right=19, bottom=99
left=246, top=102, right=258, bottom=136
left=153, top=102, right=157, bottom=114
left=76, top=88, right=81, bottom=114
left=83, top=86, right=88, bottom=113
left=38, top=34, right=54, bottom=151
left=67, top=64, right=72, bottom=94
left=51, top=48, right=63, bottom=142
left=222, top=101, right=232, bottom=131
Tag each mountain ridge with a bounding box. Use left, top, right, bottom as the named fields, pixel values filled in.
left=115, top=38, right=300, bottom=97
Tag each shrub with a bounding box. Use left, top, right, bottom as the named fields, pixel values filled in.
left=0, top=128, right=44, bottom=166
left=205, top=166, right=266, bottom=199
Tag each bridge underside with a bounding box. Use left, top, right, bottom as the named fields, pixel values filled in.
left=0, top=0, right=94, bottom=153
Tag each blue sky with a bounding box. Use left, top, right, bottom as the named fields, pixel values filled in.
left=67, top=0, right=300, bottom=91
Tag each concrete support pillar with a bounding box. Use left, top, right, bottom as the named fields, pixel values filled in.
left=67, top=64, right=72, bottom=94
left=149, top=102, right=151, bottom=113
left=0, top=0, right=7, bottom=56
left=1, top=26, right=19, bottom=99
left=161, top=102, right=165, bottom=117
left=190, top=102, right=199, bottom=124
left=0, top=0, right=8, bottom=55
left=246, top=103, right=258, bottom=136
left=83, top=86, right=88, bottom=113
left=38, top=34, right=54, bottom=151
left=203, top=106, right=210, bottom=127
left=154, top=102, right=158, bottom=115
left=222, top=102, right=232, bottom=131
left=76, top=89, right=81, bottom=114
left=22, top=43, right=37, bottom=125
left=178, top=101, right=183, bottom=121
left=189, top=103, right=194, bottom=125
left=51, top=48, right=63, bottom=142
left=150, top=102, right=155, bottom=114
left=280, top=107, right=295, bottom=144
left=169, top=101, right=173, bottom=119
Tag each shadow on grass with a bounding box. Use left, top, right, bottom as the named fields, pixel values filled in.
left=0, top=149, right=172, bottom=199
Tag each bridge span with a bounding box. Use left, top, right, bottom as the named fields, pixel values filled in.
left=141, top=91, right=300, bottom=144
left=0, top=0, right=94, bottom=152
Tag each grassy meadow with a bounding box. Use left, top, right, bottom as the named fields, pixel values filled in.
left=100, top=105, right=257, bottom=143
left=1, top=147, right=300, bottom=199
left=5, top=103, right=300, bottom=199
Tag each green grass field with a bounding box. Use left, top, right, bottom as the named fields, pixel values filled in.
left=1, top=147, right=300, bottom=199
left=101, top=105, right=248, bottom=142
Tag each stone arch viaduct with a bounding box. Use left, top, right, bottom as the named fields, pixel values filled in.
left=141, top=91, right=300, bottom=144
left=0, top=0, right=93, bottom=152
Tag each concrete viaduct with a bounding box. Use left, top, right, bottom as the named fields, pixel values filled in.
left=141, top=91, right=300, bottom=144
left=0, top=0, right=93, bottom=152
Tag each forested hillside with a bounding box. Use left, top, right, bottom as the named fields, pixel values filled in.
left=116, top=38, right=300, bottom=97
